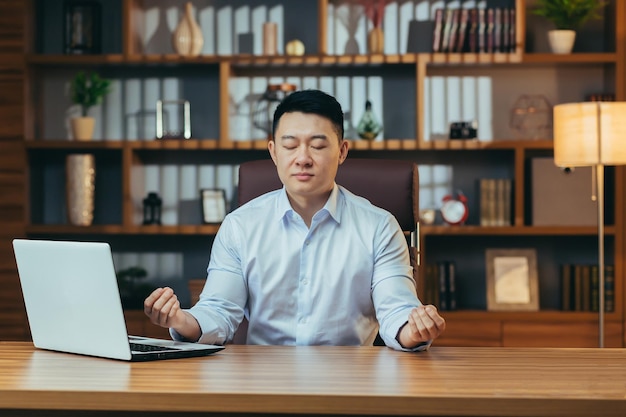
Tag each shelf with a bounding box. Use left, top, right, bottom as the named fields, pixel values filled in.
left=24, top=139, right=556, bottom=152
left=522, top=53, right=618, bottom=64
left=25, top=224, right=221, bottom=235
left=29, top=51, right=613, bottom=68
left=422, top=225, right=615, bottom=236
left=442, top=310, right=622, bottom=322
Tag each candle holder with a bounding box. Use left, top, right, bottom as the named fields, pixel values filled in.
left=142, top=192, right=162, bottom=225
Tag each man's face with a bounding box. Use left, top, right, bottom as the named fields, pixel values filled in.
left=268, top=111, right=349, bottom=205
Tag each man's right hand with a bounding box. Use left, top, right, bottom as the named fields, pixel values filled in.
left=144, top=287, right=201, bottom=341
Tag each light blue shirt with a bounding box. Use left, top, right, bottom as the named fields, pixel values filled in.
left=175, top=184, right=427, bottom=351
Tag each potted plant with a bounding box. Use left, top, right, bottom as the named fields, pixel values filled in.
left=531, top=0, right=607, bottom=54
left=69, top=71, right=111, bottom=140
left=116, top=266, right=154, bottom=310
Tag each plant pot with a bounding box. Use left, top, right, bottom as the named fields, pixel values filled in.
left=66, top=154, right=95, bottom=226
left=548, top=30, right=576, bottom=54
left=70, top=116, right=95, bottom=140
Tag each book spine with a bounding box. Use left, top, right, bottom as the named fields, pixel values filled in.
left=581, top=265, right=591, bottom=312
left=447, top=261, right=457, bottom=311
left=438, top=261, right=448, bottom=311
left=561, top=263, right=571, bottom=311
left=590, top=265, right=599, bottom=312
left=432, top=8, right=444, bottom=53
left=605, top=265, right=615, bottom=313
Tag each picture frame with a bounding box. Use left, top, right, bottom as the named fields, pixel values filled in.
left=200, top=189, right=226, bottom=224
left=486, top=249, right=539, bottom=311
left=63, top=1, right=101, bottom=55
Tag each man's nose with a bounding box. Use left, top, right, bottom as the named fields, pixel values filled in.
left=295, top=145, right=312, bottom=164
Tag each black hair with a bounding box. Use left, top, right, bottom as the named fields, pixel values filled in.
left=271, top=89, right=344, bottom=142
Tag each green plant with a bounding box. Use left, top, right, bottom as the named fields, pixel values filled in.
left=70, top=71, right=112, bottom=117
left=532, top=0, right=607, bottom=30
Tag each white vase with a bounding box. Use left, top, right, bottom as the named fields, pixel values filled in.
left=66, top=154, right=95, bottom=226
left=548, top=30, right=576, bottom=54
left=172, top=2, right=204, bottom=56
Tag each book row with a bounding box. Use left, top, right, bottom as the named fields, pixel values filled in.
left=433, top=6, right=516, bottom=54
left=422, top=261, right=457, bottom=312
left=561, top=264, right=615, bottom=313
left=479, top=178, right=512, bottom=227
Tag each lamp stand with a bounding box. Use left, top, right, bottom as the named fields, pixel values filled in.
left=595, top=164, right=605, bottom=348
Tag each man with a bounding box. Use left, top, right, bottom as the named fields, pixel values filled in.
left=144, top=89, right=445, bottom=350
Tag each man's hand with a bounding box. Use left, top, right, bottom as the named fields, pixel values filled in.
left=144, top=287, right=201, bottom=341
left=397, top=305, right=446, bottom=349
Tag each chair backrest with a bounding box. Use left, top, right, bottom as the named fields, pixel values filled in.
left=237, top=158, right=419, bottom=232
left=229, top=158, right=420, bottom=346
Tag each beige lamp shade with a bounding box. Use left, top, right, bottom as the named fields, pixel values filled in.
left=553, top=102, right=626, bottom=167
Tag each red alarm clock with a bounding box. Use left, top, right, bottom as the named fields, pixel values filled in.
left=441, top=191, right=469, bottom=225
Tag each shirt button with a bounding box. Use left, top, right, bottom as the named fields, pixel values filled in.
left=300, top=317, right=308, bottom=324
left=302, top=279, right=308, bottom=285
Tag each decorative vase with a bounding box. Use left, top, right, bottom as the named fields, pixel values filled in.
left=368, top=27, right=384, bottom=54
left=262, top=22, right=277, bottom=55
left=548, top=30, right=576, bottom=54
left=356, top=100, right=382, bottom=140
left=172, top=2, right=204, bottom=57
left=66, top=154, right=95, bottom=226
left=70, top=116, right=95, bottom=140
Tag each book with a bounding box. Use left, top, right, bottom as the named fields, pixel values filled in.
left=436, top=261, right=457, bottom=311
left=478, top=8, right=486, bottom=53
left=438, top=261, right=448, bottom=311
left=467, top=9, right=478, bottom=53
left=432, top=8, right=444, bottom=53
left=605, top=265, right=615, bottom=313
left=447, top=261, right=457, bottom=311
left=448, top=9, right=460, bottom=54
left=561, top=264, right=572, bottom=311
left=509, top=8, right=516, bottom=52
left=455, top=8, right=469, bottom=53
left=573, top=265, right=582, bottom=311
left=441, top=8, right=455, bottom=53
left=486, top=8, right=495, bottom=53
left=493, top=8, right=502, bottom=53
left=590, top=264, right=599, bottom=312
left=581, top=265, right=591, bottom=312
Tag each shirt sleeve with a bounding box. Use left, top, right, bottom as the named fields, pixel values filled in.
left=172, top=215, right=247, bottom=345
left=370, top=214, right=431, bottom=351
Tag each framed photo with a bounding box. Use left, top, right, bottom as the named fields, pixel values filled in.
left=64, top=1, right=101, bottom=55
left=201, top=189, right=226, bottom=224
left=486, top=249, right=539, bottom=311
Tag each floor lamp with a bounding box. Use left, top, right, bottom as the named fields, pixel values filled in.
left=553, top=102, right=626, bottom=348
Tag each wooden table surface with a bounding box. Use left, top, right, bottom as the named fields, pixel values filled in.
left=0, top=342, right=625, bottom=417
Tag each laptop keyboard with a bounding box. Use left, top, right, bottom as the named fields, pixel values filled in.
left=130, top=342, right=180, bottom=352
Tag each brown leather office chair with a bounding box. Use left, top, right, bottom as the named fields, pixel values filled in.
left=234, top=158, right=421, bottom=345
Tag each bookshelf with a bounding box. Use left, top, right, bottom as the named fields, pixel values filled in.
left=0, top=0, right=624, bottom=346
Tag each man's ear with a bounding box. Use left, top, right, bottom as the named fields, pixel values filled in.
left=268, top=140, right=278, bottom=165
left=338, top=140, right=349, bottom=164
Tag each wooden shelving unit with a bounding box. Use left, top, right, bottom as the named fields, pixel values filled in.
left=1, top=0, right=625, bottom=346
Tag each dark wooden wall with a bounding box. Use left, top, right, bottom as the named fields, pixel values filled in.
left=0, top=0, right=28, bottom=340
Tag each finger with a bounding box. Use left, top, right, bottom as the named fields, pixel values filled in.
left=158, top=294, right=179, bottom=326
left=151, top=287, right=174, bottom=313
left=144, top=287, right=164, bottom=315
left=409, top=307, right=437, bottom=341
left=424, top=305, right=447, bottom=331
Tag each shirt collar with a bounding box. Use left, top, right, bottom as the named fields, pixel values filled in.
left=275, top=184, right=342, bottom=223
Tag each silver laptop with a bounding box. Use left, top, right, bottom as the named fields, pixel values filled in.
left=12, top=239, right=224, bottom=361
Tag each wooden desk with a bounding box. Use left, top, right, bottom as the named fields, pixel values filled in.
left=0, top=342, right=625, bottom=417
